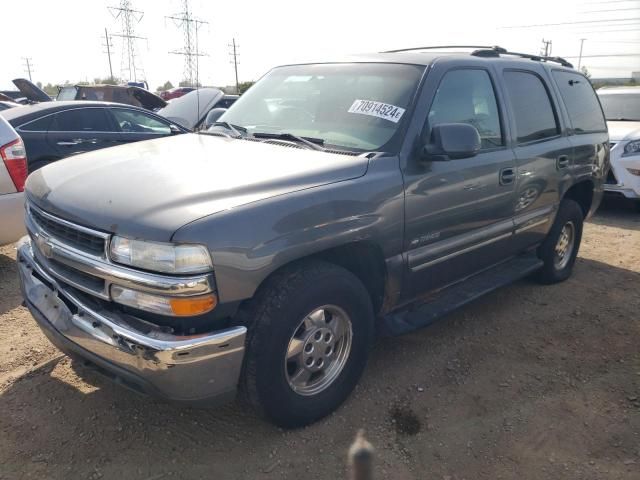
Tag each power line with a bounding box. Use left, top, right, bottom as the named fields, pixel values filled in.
left=167, top=0, right=208, bottom=87
left=22, top=57, right=33, bottom=82
left=563, top=53, right=640, bottom=58
left=102, top=28, right=115, bottom=81
left=109, top=0, right=146, bottom=81
left=581, top=7, right=640, bottom=13
left=503, top=17, right=640, bottom=28
left=229, top=38, right=240, bottom=93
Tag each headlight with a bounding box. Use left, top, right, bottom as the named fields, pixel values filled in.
left=109, top=236, right=213, bottom=274
left=623, top=140, right=640, bottom=156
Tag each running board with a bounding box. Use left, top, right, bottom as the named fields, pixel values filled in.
left=383, top=254, right=543, bottom=336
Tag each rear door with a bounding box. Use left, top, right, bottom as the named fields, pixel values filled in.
left=47, top=107, right=116, bottom=158
left=497, top=67, right=573, bottom=250
left=402, top=64, right=518, bottom=299
left=108, top=107, right=175, bottom=145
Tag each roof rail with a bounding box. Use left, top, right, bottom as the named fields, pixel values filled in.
left=382, top=45, right=574, bottom=68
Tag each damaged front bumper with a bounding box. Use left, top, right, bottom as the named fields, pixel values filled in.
left=16, top=236, right=247, bottom=405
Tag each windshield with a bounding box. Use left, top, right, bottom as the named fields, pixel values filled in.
left=598, top=93, right=640, bottom=121
left=217, top=63, right=424, bottom=151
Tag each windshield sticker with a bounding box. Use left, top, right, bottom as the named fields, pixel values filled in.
left=348, top=99, right=406, bottom=123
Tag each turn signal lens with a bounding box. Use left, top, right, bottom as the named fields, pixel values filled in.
left=111, top=284, right=217, bottom=317
left=169, top=295, right=217, bottom=316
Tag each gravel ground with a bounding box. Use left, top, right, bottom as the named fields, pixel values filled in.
left=0, top=198, right=638, bottom=480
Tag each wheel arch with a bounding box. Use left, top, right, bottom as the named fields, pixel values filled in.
left=562, top=179, right=595, bottom=218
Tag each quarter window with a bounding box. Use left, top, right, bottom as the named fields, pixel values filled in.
left=552, top=71, right=606, bottom=133
left=428, top=69, right=503, bottom=149
left=51, top=108, right=112, bottom=132
left=20, top=115, right=55, bottom=132
left=111, top=109, right=171, bottom=134
left=503, top=71, right=559, bottom=144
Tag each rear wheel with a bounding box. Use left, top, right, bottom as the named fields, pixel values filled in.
left=239, top=260, right=374, bottom=428
left=536, top=199, right=584, bottom=284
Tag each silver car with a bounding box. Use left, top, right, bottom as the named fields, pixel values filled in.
left=0, top=115, right=26, bottom=245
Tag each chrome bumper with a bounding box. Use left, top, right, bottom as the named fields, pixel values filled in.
left=16, top=236, right=247, bottom=404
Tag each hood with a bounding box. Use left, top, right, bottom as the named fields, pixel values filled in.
left=12, top=78, right=51, bottom=103
left=70, top=85, right=167, bottom=110
left=157, top=88, right=223, bottom=130
left=607, top=121, right=640, bottom=142
left=25, top=134, right=369, bottom=241
left=127, top=86, right=166, bottom=110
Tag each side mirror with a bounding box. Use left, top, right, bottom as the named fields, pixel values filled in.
left=169, top=124, right=182, bottom=134
left=423, top=123, right=481, bottom=160
left=203, top=108, right=228, bottom=129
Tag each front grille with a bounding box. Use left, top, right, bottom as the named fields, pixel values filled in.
left=30, top=208, right=106, bottom=256
left=606, top=169, right=618, bottom=185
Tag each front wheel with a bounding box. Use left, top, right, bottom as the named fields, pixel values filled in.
left=239, top=260, right=374, bottom=428
left=536, top=199, right=584, bottom=284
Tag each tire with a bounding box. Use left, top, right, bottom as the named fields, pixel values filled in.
left=238, top=259, right=374, bottom=428
left=536, top=199, right=584, bottom=284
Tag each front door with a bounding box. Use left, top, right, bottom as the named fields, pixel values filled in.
left=402, top=66, right=517, bottom=300
left=47, top=107, right=116, bottom=159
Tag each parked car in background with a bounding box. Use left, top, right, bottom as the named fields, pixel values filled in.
left=0, top=101, right=187, bottom=172
left=597, top=86, right=640, bottom=210
left=157, top=87, right=238, bottom=130
left=160, top=86, right=196, bottom=101
left=0, top=100, right=20, bottom=111
left=16, top=47, right=607, bottom=427
left=10, top=78, right=167, bottom=111
left=0, top=115, right=27, bottom=245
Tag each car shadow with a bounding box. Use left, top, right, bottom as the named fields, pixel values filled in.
left=1, top=256, right=638, bottom=478
left=590, top=196, right=640, bottom=231
left=0, top=252, right=23, bottom=315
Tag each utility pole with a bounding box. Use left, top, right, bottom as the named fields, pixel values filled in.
left=167, top=0, right=208, bottom=87
left=229, top=38, right=239, bottom=93
left=103, top=28, right=115, bottom=81
left=578, top=38, right=587, bottom=70
left=541, top=39, right=552, bottom=57
left=109, top=0, right=146, bottom=82
left=23, top=57, right=33, bottom=82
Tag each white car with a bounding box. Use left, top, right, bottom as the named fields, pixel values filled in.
left=597, top=86, right=640, bottom=210
left=0, top=115, right=27, bottom=245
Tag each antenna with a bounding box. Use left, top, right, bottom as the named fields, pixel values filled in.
left=109, top=0, right=146, bottom=82
left=166, top=0, right=209, bottom=88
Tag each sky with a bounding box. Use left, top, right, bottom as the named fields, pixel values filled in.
left=1, top=0, right=639, bottom=91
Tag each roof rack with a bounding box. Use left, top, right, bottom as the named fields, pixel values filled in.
left=382, top=45, right=574, bottom=68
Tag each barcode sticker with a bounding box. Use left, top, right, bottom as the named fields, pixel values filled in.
left=347, top=99, right=406, bottom=123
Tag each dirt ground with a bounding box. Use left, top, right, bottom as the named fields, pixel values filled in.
left=0, top=198, right=638, bottom=480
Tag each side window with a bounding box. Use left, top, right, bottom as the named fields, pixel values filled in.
left=111, top=109, right=171, bottom=134
left=552, top=71, right=606, bottom=133
left=428, top=69, right=503, bottom=149
left=503, top=71, right=559, bottom=144
left=50, top=108, right=112, bottom=132
left=20, top=115, right=55, bottom=132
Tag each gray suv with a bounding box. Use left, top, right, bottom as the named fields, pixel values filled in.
left=16, top=46, right=609, bottom=427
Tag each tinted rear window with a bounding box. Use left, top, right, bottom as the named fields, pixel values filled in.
left=552, top=71, right=606, bottom=133
left=504, top=71, right=559, bottom=144
left=51, top=108, right=112, bottom=132
left=20, top=114, right=55, bottom=132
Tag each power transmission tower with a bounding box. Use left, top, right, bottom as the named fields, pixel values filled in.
left=23, top=57, right=33, bottom=82
left=541, top=39, right=553, bottom=56
left=103, top=28, right=115, bottom=81
left=109, top=0, right=146, bottom=82
left=167, top=0, right=208, bottom=87
left=229, top=38, right=240, bottom=93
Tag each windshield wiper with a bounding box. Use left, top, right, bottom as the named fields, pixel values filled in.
left=210, top=121, right=248, bottom=138
left=252, top=132, right=325, bottom=151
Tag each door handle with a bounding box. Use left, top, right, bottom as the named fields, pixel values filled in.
left=557, top=155, right=569, bottom=169
left=56, top=140, right=80, bottom=146
left=499, top=167, right=515, bottom=185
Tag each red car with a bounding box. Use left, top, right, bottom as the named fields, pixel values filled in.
left=160, top=87, right=196, bottom=101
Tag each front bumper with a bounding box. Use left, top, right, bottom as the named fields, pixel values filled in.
left=605, top=144, right=640, bottom=199
left=16, top=236, right=247, bottom=405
